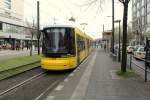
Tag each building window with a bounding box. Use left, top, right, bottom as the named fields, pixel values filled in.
left=141, top=7, right=144, bottom=16
left=147, top=14, right=150, bottom=23
left=0, top=22, right=2, bottom=30
left=142, top=17, right=145, bottom=25
left=4, top=0, right=11, bottom=9
left=147, top=2, right=150, bottom=13
left=137, top=2, right=140, bottom=9
left=142, top=0, right=144, bottom=7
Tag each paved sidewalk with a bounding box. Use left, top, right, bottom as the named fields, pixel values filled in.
left=84, top=49, right=150, bottom=100
left=44, top=48, right=150, bottom=100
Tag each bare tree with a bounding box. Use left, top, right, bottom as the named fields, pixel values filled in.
left=85, top=0, right=130, bottom=72
left=118, top=0, right=130, bottom=72
left=83, top=0, right=105, bottom=14
left=137, top=17, right=145, bottom=45
left=26, top=20, right=38, bottom=56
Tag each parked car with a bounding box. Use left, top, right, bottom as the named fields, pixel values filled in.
left=133, top=45, right=142, bottom=52
left=134, top=46, right=146, bottom=60
left=127, top=46, right=134, bottom=53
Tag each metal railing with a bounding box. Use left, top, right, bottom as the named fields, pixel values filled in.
left=127, top=54, right=150, bottom=82
left=110, top=50, right=150, bottom=82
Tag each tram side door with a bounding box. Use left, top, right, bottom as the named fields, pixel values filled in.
left=77, top=35, right=80, bottom=65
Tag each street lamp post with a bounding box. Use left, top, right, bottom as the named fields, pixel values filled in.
left=80, top=23, right=88, bottom=31
left=114, top=20, right=121, bottom=62
left=112, top=0, right=115, bottom=53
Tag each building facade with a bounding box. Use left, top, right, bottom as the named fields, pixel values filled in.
left=0, top=0, right=24, bottom=24
left=132, top=0, right=150, bottom=45
left=0, top=0, right=36, bottom=50
left=102, top=31, right=112, bottom=51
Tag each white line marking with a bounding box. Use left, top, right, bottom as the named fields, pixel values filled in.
left=35, top=81, right=58, bottom=100
left=77, top=67, right=80, bottom=70
left=70, top=52, right=97, bottom=100
left=69, top=73, right=74, bottom=77
left=55, top=84, right=64, bottom=91
left=73, top=69, right=77, bottom=73
left=45, top=96, right=55, bottom=100
left=64, top=78, right=69, bottom=82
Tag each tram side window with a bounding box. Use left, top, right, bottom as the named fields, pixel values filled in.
left=68, top=28, right=75, bottom=54
left=77, top=35, right=85, bottom=52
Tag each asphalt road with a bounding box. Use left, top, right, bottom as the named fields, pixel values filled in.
left=0, top=67, right=71, bottom=100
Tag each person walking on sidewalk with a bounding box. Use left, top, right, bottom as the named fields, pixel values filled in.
left=104, top=44, right=106, bottom=51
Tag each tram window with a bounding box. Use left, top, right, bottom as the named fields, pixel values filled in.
left=69, top=28, right=75, bottom=54
left=77, top=35, right=85, bottom=51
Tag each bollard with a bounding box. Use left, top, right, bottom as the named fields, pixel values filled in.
left=130, top=54, right=132, bottom=70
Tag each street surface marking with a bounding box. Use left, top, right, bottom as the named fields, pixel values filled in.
left=73, top=69, right=77, bottom=73
left=70, top=52, right=97, bottom=100
left=64, top=78, right=69, bottom=82
left=77, top=67, right=80, bottom=70
left=110, top=70, right=122, bottom=79
left=35, top=81, right=58, bottom=100
left=69, top=73, right=74, bottom=77
left=45, top=96, right=55, bottom=100
left=55, top=85, right=64, bottom=91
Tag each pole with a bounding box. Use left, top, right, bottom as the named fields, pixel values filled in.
left=130, top=54, right=132, bottom=70
left=118, top=21, right=121, bottom=62
left=37, top=1, right=40, bottom=55
left=145, top=37, right=148, bottom=82
left=112, top=0, right=115, bottom=53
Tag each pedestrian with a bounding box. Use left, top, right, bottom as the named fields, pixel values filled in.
left=21, top=45, right=24, bottom=51
left=16, top=43, right=18, bottom=50
left=104, top=44, right=106, bottom=51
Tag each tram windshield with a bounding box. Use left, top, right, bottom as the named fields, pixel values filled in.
left=42, top=28, right=75, bottom=56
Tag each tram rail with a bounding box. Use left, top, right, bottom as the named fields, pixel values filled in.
left=0, top=71, right=47, bottom=97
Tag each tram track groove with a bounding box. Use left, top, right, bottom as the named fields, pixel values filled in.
left=0, top=71, right=47, bottom=96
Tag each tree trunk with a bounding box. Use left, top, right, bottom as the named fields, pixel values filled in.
left=121, top=1, right=128, bottom=73
left=30, top=33, right=33, bottom=56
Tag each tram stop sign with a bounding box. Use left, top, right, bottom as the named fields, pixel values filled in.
left=145, top=37, right=150, bottom=67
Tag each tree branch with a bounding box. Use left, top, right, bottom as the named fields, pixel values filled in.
left=82, top=0, right=104, bottom=14
left=119, top=0, right=125, bottom=4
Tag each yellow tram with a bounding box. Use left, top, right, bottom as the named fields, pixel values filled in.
left=41, top=25, right=93, bottom=70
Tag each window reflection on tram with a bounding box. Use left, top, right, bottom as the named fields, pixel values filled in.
left=42, top=28, right=75, bottom=56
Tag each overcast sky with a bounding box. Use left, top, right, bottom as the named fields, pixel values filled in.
left=24, top=0, right=132, bottom=39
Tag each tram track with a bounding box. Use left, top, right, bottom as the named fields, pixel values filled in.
left=0, top=71, right=47, bottom=97
left=0, top=67, right=71, bottom=100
